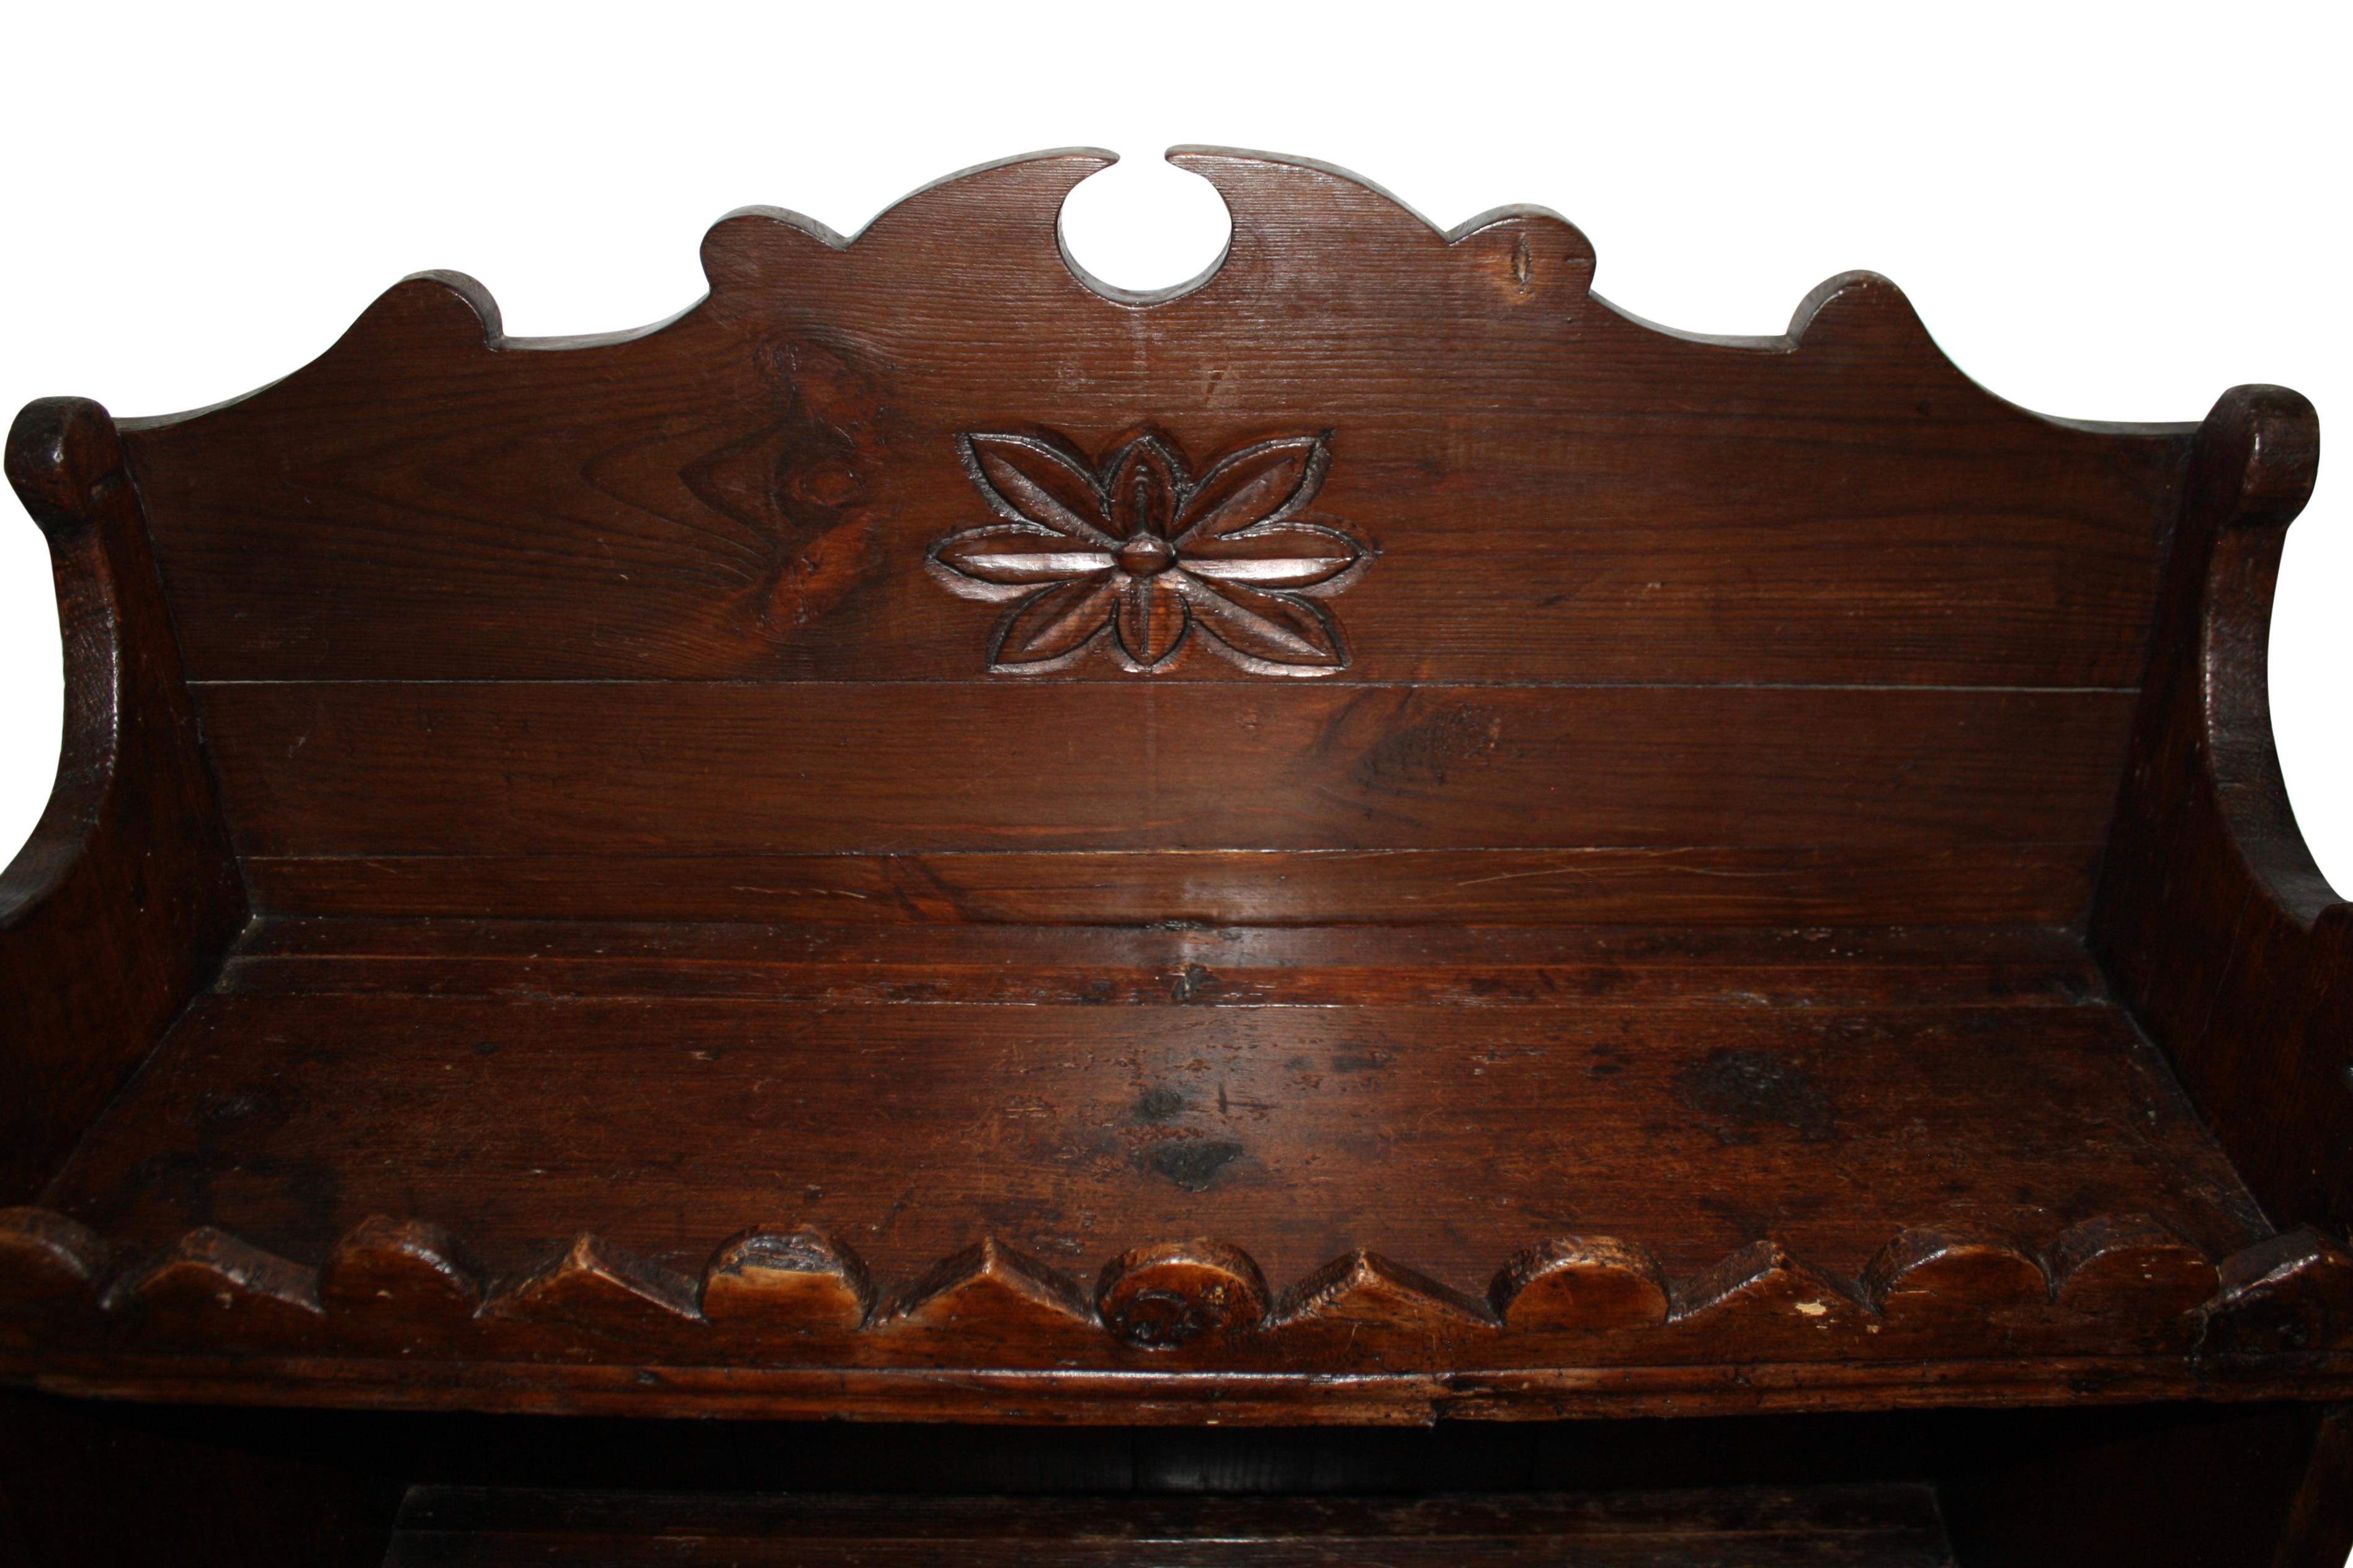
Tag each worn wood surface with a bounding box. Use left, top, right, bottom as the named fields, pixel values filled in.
left=8, top=919, right=2346, bottom=1418
left=380, top=1484, right=1957, bottom=1566
left=100, top=149, right=2191, bottom=927
left=1, top=149, right=2343, bottom=1539
left=0, top=399, right=246, bottom=1204
left=2092, top=386, right=2353, bottom=1244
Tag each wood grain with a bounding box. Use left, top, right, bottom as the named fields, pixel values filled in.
left=239, top=844, right=2106, bottom=925
left=2091, top=386, right=2353, bottom=1243
left=0, top=399, right=246, bottom=1202
left=40, top=974, right=2263, bottom=1303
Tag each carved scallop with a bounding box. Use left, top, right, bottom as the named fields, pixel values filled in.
left=1491, top=1236, right=1669, bottom=1332
left=1096, top=1239, right=1269, bottom=1349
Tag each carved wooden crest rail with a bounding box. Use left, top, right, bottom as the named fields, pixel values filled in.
left=1, top=148, right=2346, bottom=1449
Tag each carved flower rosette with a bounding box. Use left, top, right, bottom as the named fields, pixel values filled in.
left=928, top=427, right=1374, bottom=675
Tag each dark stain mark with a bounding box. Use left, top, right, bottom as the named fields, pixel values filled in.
left=1171, top=963, right=1217, bottom=1004
left=473, top=1040, right=500, bottom=1056
left=1132, top=1085, right=1187, bottom=1123
left=1672, top=1049, right=1837, bottom=1144
left=1350, top=703, right=1505, bottom=794
left=1330, top=1049, right=1392, bottom=1074
left=1146, top=1139, right=1244, bottom=1192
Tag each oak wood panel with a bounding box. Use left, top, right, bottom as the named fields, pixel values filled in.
left=120, top=154, right=2184, bottom=692
left=193, top=682, right=2136, bottom=858
left=239, top=845, right=2105, bottom=925
left=381, top=1485, right=1957, bottom=1567
left=40, top=987, right=2263, bottom=1301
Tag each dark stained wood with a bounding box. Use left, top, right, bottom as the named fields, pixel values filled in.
left=379, top=1484, right=1958, bottom=1566
left=190, top=682, right=2133, bottom=932
left=1491, top=1236, right=1671, bottom=1333
left=701, top=1227, right=875, bottom=1334
left=479, top=1235, right=703, bottom=1345
left=221, top=919, right=2108, bottom=1008
left=1096, top=1240, right=1270, bottom=1348
left=123, top=154, right=2177, bottom=694
left=319, top=1217, right=484, bottom=1347
left=2, top=149, right=2345, bottom=1556
left=2045, top=1215, right=2220, bottom=1330
left=37, top=977, right=2264, bottom=1305
left=0, top=1208, right=109, bottom=1312
left=2091, top=386, right=2353, bottom=1244
left=0, top=399, right=247, bottom=1203
left=112, top=1227, right=324, bottom=1346
left=241, top=844, right=2106, bottom=925
left=2201, top=1227, right=2353, bottom=1358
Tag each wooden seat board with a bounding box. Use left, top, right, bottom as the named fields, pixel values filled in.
left=43, top=925, right=2261, bottom=1296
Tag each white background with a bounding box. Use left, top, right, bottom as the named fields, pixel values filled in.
left=0, top=2, right=2345, bottom=1544
left=2, top=2, right=2344, bottom=889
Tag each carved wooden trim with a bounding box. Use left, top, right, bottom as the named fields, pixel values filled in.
left=1490, top=1236, right=1669, bottom=1332
left=930, top=427, right=1372, bottom=675
left=1096, top=1239, right=1269, bottom=1348
left=7, top=1205, right=2348, bottom=1395
left=702, top=1227, right=875, bottom=1334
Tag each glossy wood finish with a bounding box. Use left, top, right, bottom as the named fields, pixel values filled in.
left=110, top=150, right=2188, bottom=929
left=2, top=147, right=2346, bottom=1562
left=2092, top=386, right=2353, bottom=1244
left=0, top=400, right=245, bottom=1203
left=7, top=920, right=2350, bottom=1421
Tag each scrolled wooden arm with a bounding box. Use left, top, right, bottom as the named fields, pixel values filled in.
left=2092, top=384, right=2351, bottom=1236
left=0, top=397, right=244, bottom=1203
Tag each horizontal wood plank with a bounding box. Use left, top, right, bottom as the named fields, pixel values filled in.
left=241, top=845, right=2105, bottom=925
left=43, top=984, right=2262, bottom=1295
left=120, top=158, right=2182, bottom=692
left=224, top=919, right=2107, bottom=1009
left=195, top=682, right=2136, bottom=863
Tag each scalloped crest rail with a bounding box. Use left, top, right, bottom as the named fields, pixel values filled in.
left=2, top=148, right=2349, bottom=1563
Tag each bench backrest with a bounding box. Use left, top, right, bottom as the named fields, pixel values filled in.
left=115, top=150, right=2189, bottom=927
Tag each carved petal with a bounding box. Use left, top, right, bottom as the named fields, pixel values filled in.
left=2202, top=1226, right=2353, bottom=1355
left=1491, top=1236, right=1669, bottom=1332
left=1176, top=434, right=1329, bottom=541
left=1862, top=1227, right=2045, bottom=1322
left=959, top=433, right=1115, bottom=545
left=2045, top=1215, right=2217, bottom=1320
left=1105, top=434, right=1184, bottom=541
left=0, top=1207, right=110, bottom=1309
left=932, top=524, right=1114, bottom=594
left=702, top=1227, right=874, bottom=1334
left=1172, top=577, right=1346, bottom=670
left=1096, top=1240, right=1269, bottom=1348
left=483, top=1234, right=704, bottom=1333
left=116, top=1228, right=323, bottom=1342
left=988, top=573, right=1120, bottom=669
left=1115, top=574, right=1191, bottom=668
left=320, top=1216, right=483, bottom=1330
left=1181, top=520, right=1364, bottom=590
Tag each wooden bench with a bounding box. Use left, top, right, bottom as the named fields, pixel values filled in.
left=2, top=148, right=2347, bottom=1566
